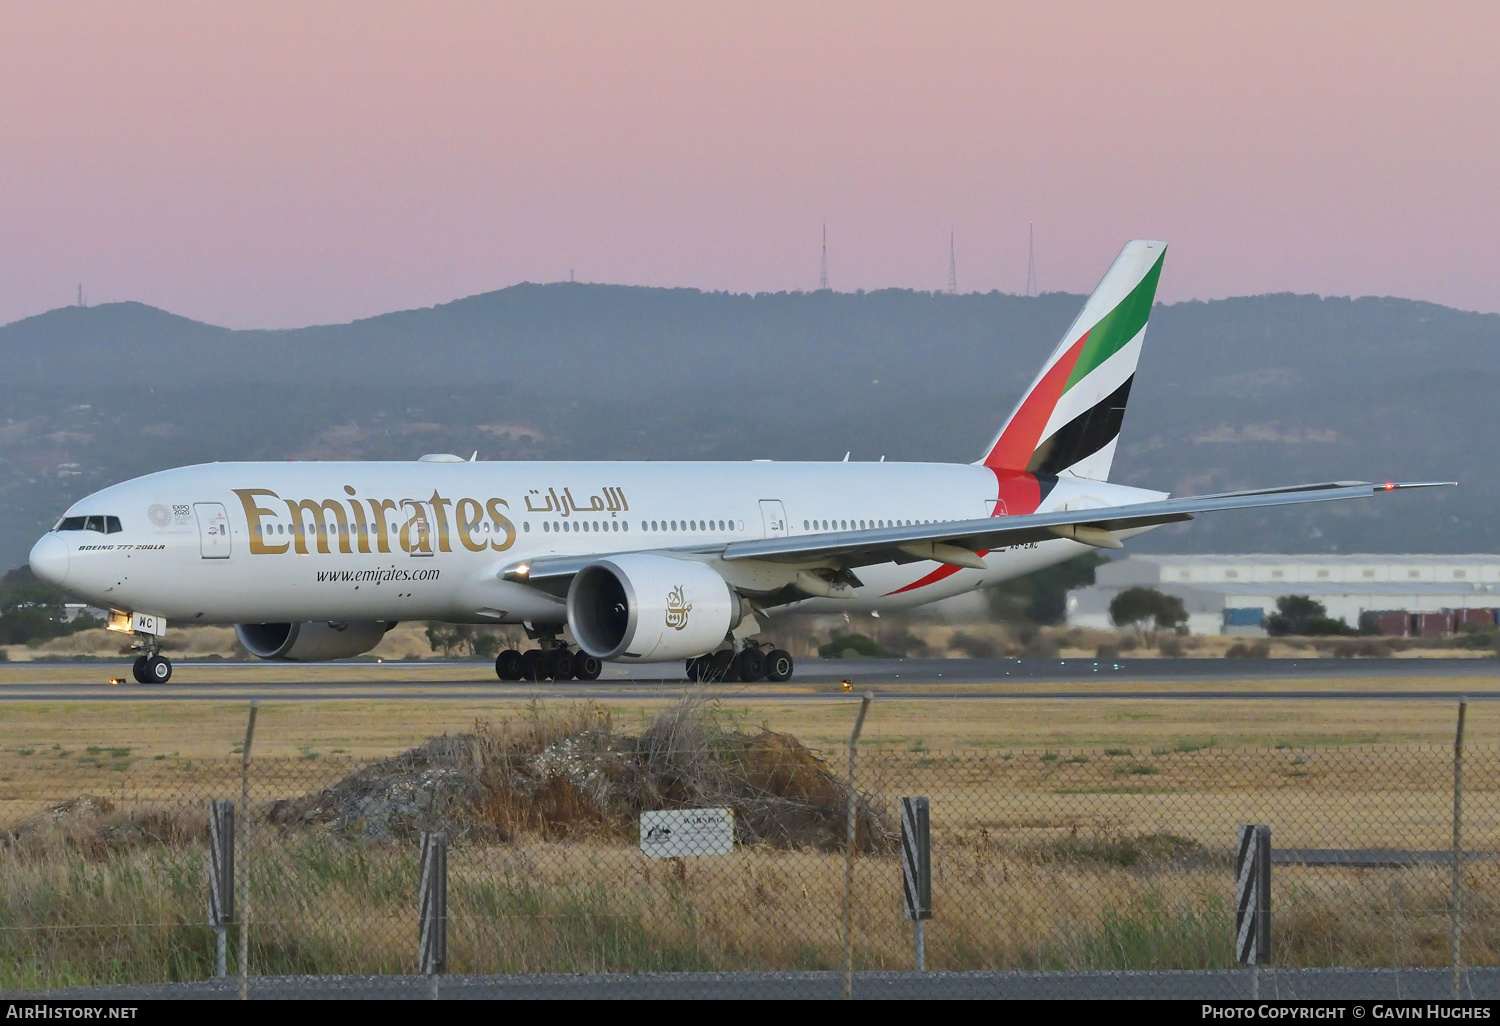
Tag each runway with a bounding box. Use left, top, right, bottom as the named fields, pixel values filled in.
left=0, top=656, right=1495, bottom=702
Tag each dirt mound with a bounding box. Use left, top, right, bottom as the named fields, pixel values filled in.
left=270, top=699, right=893, bottom=851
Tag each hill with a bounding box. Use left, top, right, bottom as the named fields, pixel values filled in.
left=0, top=285, right=1491, bottom=568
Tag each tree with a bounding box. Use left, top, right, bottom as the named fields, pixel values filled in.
left=1265, top=595, right=1356, bottom=636
left=986, top=551, right=1110, bottom=624
left=1108, top=586, right=1188, bottom=632
left=0, top=566, right=102, bottom=645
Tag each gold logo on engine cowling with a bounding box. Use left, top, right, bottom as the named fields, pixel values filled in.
left=664, top=585, right=692, bottom=631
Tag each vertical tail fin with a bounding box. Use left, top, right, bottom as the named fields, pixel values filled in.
left=979, top=240, right=1165, bottom=481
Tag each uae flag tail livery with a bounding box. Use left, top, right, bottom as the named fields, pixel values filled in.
left=982, top=240, right=1163, bottom=483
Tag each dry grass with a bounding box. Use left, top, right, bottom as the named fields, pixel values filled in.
left=3, top=696, right=1499, bottom=986
left=4, top=803, right=1497, bottom=987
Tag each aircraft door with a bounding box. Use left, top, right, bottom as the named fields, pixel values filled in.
left=401, top=501, right=435, bottom=556
left=194, top=503, right=232, bottom=559
left=759, top=500, right=789, bottom=538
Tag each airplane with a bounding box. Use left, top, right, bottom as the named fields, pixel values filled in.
left=26, top=240, right=1450, bottom=685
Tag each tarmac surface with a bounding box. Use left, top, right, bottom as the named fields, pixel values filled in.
left=0, top=656, right=1495, bottom=702
left=34, top=966, right=1499, bottom=1000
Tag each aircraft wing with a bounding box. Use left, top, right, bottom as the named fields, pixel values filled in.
left=718, top=480, right=1452, bottom=568
left=504, top=480, right=1453, bottom=587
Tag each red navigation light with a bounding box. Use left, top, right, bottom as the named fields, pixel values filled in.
left=1384, top=482, right=1396, bottom=490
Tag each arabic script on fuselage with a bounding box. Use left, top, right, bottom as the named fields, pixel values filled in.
left=523, top=486, right=629, bottom=517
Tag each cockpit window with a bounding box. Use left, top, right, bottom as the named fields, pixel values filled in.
left=54, top=515, right=123, bottom=534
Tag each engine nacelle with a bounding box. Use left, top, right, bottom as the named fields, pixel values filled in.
left=567, top=554, right=737, bottom=662
left=235, top=621, right=393, bottom=661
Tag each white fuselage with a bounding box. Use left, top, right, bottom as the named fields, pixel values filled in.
left=33, top=460, right=1163, bottom=626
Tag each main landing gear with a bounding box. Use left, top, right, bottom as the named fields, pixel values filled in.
left=494, top=645, right=602, bottom=682
left=686, top=644, right=794, bottom=683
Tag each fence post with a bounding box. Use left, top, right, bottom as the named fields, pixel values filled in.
left=419, top=830, right=449, bottom=999
left=208, top=799, right=234, bottom=979
left=1236, top=823, right=1271, bottom=998
left=238, top=700, right=258, bottom=1002
left=842, top=691, right=872, bottom=1002
left=900, top=796, right=933, bottom=972
left=1452, top=697, right=1467, bottom=1000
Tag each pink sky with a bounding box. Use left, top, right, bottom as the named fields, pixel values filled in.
left=1, top=1, right=1497, bottom=328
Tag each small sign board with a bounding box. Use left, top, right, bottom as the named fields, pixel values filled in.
left=639, top=808, right=734, bottom=858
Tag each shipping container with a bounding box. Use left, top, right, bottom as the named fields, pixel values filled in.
left=1369, top=611, right=1410, bottom=637
left=1453, top=608, right=1497, bottom=629
left=1411, top=612, right=1455, bottom=638
left=1223, top=607, right=1265, bottom=628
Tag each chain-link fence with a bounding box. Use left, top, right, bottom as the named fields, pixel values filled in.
left=2, top=698, right=1494, bottom=998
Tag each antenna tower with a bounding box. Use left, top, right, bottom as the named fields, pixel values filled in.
left=819, top=221, right=829, bottom=290
left=1026, top=222, right=1037, bottom=297
left=947, top=227, right=957, bottom=294
left=77, top=284, right=84, bottom=308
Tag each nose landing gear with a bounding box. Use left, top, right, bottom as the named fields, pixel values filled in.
left=130, top=649, right=172, bottom=684
left=117, top=613, right=171, bottom=684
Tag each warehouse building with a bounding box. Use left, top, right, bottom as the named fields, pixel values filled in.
left=1064, top=554, right=1500, bottom=636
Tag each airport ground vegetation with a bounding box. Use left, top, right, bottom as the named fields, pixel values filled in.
left=1, top=698, right=1494, bottom=994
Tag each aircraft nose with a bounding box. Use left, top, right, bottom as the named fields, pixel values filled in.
left=29, top=533, right=70, bottom=588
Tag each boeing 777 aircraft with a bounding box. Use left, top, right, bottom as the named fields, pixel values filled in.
left=27, top=241, right=1449, bottom=684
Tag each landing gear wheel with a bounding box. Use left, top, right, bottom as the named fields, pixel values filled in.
left=574, top=653, right=602, bottom=681
left=495, top=649, right=523, bottom=681
left=705, top=650, right=734, bottom=683
left=520, top=649, right=547, bottom=682
left=131, top=656, right=149, bottom=684
left=765, top=649, right=794, bottom=682
left=548, top=649, right=576, bottom=681
left=685, top=656, right=705, bottom=682
left=735, top=648, right=766, bottom=683
left=143, top=655, right=172, bottom=684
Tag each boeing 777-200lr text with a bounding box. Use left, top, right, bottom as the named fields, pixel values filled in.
left=27, top=242, right=1451, bottom=684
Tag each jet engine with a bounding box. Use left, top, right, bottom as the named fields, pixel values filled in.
left=235, top=621, right=394, bottom=661
left=567, top=554, right=738, bottom=662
